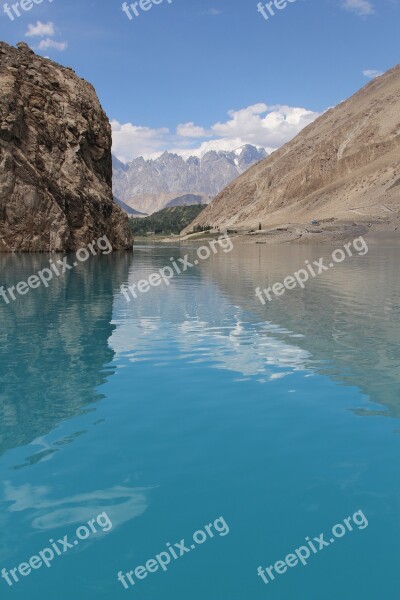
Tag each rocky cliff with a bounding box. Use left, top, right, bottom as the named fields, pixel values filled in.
left=0, top=42, right=132, bottom=252
left=186, top=65, right=400, bottom=232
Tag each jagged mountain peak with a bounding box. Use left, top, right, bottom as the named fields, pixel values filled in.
left=112, top=144, right=267, bottom=214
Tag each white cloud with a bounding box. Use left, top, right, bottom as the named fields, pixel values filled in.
left=112, top=103, right=321, bottom=163
left=25, top=21, right=67, bottom=53
left=170, top=137, right=247, bottom=159
left=342, top=0, right=375, bottom=16
left=210, top=103, right=319, bottom=149
left=111, top=120, right=170, bottom=162
left=176, top=122, right=208, bottom=138
left=38, top=39, right=68, bottom=51
left=25, top=21, right=55, bottom=37
left=362, top=69, right=383, bottom=78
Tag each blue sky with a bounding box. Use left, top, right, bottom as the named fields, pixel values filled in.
left=0, top=0, right=399, bottom=160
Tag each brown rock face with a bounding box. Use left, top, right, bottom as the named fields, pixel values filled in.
left=0, top=42, right=132, bottom=252
left=186, top=64, right=400, bottom=232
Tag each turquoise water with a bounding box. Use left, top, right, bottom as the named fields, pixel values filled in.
left=0, top=241, right=399, bottom=599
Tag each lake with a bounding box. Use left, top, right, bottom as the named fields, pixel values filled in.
left=0, top=239, right=399, bottom=599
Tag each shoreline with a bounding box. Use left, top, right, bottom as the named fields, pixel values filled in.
left=135, top=217, right=400, bottom=245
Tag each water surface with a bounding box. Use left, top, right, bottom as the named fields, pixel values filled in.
left=0, top=241, right=399, bottom=599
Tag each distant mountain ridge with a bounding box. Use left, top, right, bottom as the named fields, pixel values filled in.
left=130, top=205, right=206, bottom=236
left=113, top=196, right=147, bottom=216
left=165, top=193, right=205, bottom=208
left=112, top=145, right=267, bottom=215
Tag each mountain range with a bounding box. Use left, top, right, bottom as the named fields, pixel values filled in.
left=187, top=65, right=400, bottom=233
left=112, top=145, right=267, bottom=215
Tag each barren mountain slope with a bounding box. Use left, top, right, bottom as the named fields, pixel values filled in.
left=186, top=65, right=400, bottom=232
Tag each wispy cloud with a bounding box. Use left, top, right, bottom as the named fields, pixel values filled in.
left=362, top=69, right=383, bottom=78
left=200, top=8, right=223, bottom=15
left=38, top=39, right=68, bottom=51
left=25, top=21, right=56, bottom=38
left=342, top=0, right=375, bottom=16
